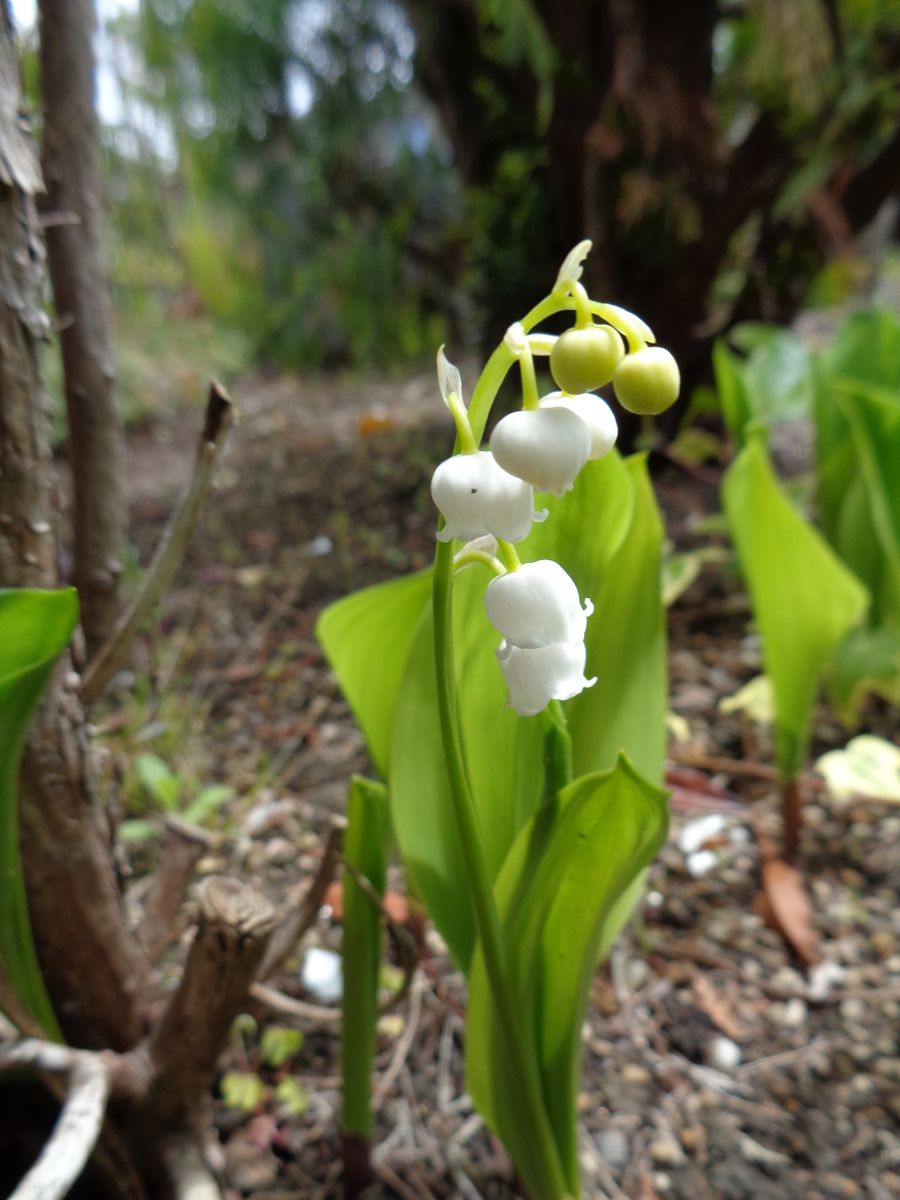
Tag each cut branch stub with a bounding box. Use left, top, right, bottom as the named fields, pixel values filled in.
left=144, top=876, right=275, bottom=1130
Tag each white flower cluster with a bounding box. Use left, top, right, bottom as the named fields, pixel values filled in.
left=429, top=243, right=677, bottom=718
left=429, top=332, right=614, bottom=716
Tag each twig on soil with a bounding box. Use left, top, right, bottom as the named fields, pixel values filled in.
left=138, top=816, right=214, bottom=963
left=668, top=745, right=828, bottom=792
left=578, top=1126, right=630, bottom=1200
left=0, top=1039, right=110, bottom=1200
left=249, top=981, right=340, bottom=1024
left=373, top=1162, right=422, bottom=1200
left=81, top=382, right=235, bottom=707
left=258, top=816, right=345, bottom=981
left=737, top=1035, right=840, bottom=1078
left=373, top=971, right=427, bottom=1111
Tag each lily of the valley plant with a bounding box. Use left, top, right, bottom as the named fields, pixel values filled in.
left=318, top=241, right=677, bottom=1199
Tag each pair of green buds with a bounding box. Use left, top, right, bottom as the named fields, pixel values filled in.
left=550, top=310, right=680, bottom=416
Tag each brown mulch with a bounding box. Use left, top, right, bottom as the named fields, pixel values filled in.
left=104, top=368, right=900, bottom=1200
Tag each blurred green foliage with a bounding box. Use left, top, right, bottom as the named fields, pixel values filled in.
left=715, top=306, right=900, bottom=726
left=125, top=0, right=460, bottom=368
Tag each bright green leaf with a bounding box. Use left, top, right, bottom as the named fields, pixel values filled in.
left=723, top=430, right=868, bottom=777
left=182, top=783, right=235, bottom=826
left=118, top=818, right=163, bottom=844
left=220, top=1071, right=264, bottom=1112
left=260, top=1025, right=303, bottom=1068
left=564, top=455, right=667, bottom=784
left=833, top=378, right=900, bottom=625
left=316, top=569, right=432, bottom=778
left=275, top=1075, right=310, bottom=1116
left=467, top=755, right=669, bottom=1193
left=0, top=588, right=79, bottom=1037
left=829, top=625, right=900, bottom=724
left=135, top=753, right=181, bottom=811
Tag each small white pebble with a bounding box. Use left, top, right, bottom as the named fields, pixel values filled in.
left=706, top=1036, right=742, bottom=1071
left=686, top=849, right=718, bottom=877
left=678, top=814, right=727, bottom=855
left=301, top=947, right=343, bottom=1003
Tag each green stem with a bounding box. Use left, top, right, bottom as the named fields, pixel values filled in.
left=518, top=343, right=540, bottom=411
left=542, top=700, right=573, bottom=800
left=454, top=549, right=506, bottom=576
left=433, top=540, right=569, bottom=1199
left=446, top=390, right=477, bottom=454
left=570, top=282, right=593, bottom=330
left=467, top=293, right=567, bottom=443
left=496, top=540, right=521, bottom=573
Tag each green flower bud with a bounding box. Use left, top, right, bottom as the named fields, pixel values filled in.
left=549, top=324, right=624, bottom=394
left=612, top=346, right=680, bottom=415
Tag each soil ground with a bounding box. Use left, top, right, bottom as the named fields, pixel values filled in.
left=97, top=366, right=899, bottom=1200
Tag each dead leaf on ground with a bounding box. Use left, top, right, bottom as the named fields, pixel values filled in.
left=757, top=857, right=821, bottom=966
left=322, top=881, right=409, bottom=926
left=693, top=972, right=742, bottom=1040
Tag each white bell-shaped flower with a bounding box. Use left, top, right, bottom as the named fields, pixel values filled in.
left=485, top=560, right=593, bottom=649
left=540, top=391, right=617, bottom=460
left=489, top=406, right=591, bottom=496
left=431, top=450, right=546, bottom=544
left=496, top=639, right=596, bottom=717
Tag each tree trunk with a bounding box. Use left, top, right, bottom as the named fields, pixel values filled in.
left=38, top=0, right=125, bottom=655
left=408, top=0, right=899, bottom=391
left=0, top=0, right=149, bottom=1054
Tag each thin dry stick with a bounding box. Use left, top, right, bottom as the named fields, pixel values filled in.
left=373, top=970, right=426, bottom=1111
left=81, top=383, right=235, bottom=707
left=258, top=817, right=345, bottom=981
left=249, top=981, right=341, bottom=1025
left=137, top=816, right=214, bottom=963
left=0, top=1040, right=110, bottom=1200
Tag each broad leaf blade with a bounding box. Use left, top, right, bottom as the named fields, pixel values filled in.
left=316, top=569, right=432, bottom=778
left=0, top=588, right=79, bottom=1036
left=723, top=431, right=868, bottom=777
left=829, top=625, right=900, bottom=724
left=564, top=454, right=667, bottom=783
left=833, top=378, right=900, bottom=625
left=467, top=756, right=669, bottom=1192
left=814, top=309, right=900, bottom=623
